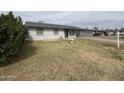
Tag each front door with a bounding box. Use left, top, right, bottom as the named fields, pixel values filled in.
left=64, top=30, right=68, bottom=37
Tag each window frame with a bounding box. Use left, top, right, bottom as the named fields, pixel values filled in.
left=54, top=29, right=59, bottom=35
left=36, top=28, right=44, bottom=36
left=69, top=30, right=75, bottom=36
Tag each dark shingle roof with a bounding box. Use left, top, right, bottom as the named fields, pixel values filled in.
left=25, top=21, right=80, bottom=30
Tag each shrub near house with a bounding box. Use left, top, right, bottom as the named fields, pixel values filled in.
left=0, top=12, right=26, bottom=65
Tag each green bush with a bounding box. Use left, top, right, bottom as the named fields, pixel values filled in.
left=120, top=36, right=124, bottom=40
left=0, top=12, right=27, bottom=65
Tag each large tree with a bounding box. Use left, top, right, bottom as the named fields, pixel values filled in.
left=94, top=27, right=98, bottom=30
left=0, top=12, right=27, bottom=65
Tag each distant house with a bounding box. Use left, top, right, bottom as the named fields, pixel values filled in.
left=25, top=21, right=81, bottom=40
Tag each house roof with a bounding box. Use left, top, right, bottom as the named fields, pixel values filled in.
left=25, top=21, right=81, bottom=30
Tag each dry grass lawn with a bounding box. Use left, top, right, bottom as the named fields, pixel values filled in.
left=0, top=39, right=124, bottom=80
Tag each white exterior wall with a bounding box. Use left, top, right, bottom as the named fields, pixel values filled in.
left=68, top=36, right=76, bottom=38
left=28, top=28, right=65, bottom=40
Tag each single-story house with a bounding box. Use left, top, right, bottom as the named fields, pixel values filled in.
left=25, top=21, right=81, bottom=40
left=25, top=21, right=124, bottom=40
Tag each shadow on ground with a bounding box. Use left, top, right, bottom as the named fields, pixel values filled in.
left=5, top=40, right=37, bottom=66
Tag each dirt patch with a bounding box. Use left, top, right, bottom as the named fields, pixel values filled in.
left=0, top=39, right=124, bottom=80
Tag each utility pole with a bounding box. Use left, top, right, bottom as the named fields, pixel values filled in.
left=117, top=31, right=120, bottom=48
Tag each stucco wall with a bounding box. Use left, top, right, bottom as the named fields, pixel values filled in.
left=28, top=28, right=65, bottom=40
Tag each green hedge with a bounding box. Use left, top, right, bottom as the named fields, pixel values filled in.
left=0, top=12, right=26, bottom=65
left=116, top=36, right=124, bottom=40
left=120, top=36, right=124, bottom=40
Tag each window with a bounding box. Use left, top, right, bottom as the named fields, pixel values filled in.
left=37, top=28, right=43, bottom=36
left=69, top=30, right=75, bottom=36
left=54, top=29, right=59, bottom=35
left=29, top=28, right=36, bottom=31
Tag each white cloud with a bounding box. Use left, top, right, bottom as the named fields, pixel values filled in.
left=0, top=11, right=124, bottom=29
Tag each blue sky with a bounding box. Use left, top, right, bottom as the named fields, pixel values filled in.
left=0, top=11, right=124, bottom=29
